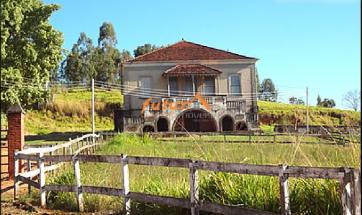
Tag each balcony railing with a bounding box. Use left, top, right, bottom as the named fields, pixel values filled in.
left=141, top=95, right=246, bottom=115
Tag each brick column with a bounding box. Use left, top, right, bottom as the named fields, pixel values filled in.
left=8, top=104, right=25, bottom=180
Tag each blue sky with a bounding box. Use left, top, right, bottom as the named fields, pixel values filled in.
left=44, top=0, right=360, bottom=109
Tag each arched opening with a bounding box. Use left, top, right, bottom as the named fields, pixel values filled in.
left=221, top=115, right=234, bottom=132
left=142, top=125, right=155, bottom=133
left=173, top=109, right=217, bottom=132
left=236, top=121, right=248, bottom=131
left=157, top=117, right=169, bottom=132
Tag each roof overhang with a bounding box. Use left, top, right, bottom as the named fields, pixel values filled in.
left=162, top=64, right=222, bottom=77
left=123, top=59, right=258, bottom=67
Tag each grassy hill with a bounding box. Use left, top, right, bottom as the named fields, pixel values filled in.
left=2, top=89, right=357, bottom=135
left=24, top=89, right=122, bottom=135
left=258, top=101, right=360, bottom=126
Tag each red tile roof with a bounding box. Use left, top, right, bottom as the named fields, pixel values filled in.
left=162, top=64, right=222, bottom=77
left=130, top=40, right=257, bottom=62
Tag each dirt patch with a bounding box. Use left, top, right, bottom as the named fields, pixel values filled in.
left=1, top=201, right=35, bottom=214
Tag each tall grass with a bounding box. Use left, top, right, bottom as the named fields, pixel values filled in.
left=258, top=101, right=360, bottom=126
left=45, top=133, right=360, bottom=214
left=24, top=89, right=123, bottom=134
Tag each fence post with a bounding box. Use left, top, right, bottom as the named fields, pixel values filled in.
left=279, top=164, right=291, bottom=215
left=353, top=170, right=361, bottom=215
left=27, top=158, right=31, bottom=194
left=121, top=154, right=130, bottom=214
left=38, top=152, right=46, bottom=207
left=248, top=132, right=251, bottom=144
left=85, top=137, right=89, bottom=155
left=94, top=135, right=97, bottom=151
left=273, top=134, right=276, bottom=144
left=13, top=150, right=19, bottom=200
left=68, top=138, right=73, bottom=155
left=76, top=136, right=80, bottom=152
left=341, top=168, right=353, bottom=215
left=49, top=151, right=54, bottom=175
left=73, top=156, right=84, bottom=212
left=190, top=160, right=199, bottom=215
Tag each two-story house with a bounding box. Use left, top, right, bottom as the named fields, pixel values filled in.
left=119, top=40, right=258, bottom=133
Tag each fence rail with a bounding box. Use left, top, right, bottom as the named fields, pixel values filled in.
left=14, top=133, right=361, bottom=215
left=135, top=131, right=359, bottom=146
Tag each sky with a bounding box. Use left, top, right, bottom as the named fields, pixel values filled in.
left=44, top=0, right=361, bottom=109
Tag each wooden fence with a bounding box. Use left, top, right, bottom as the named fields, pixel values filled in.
left=14, top=133, right=361, bottom=215
left=139, top=131, right=359, bottom=146
left=1, top=128, right=8, bottom=179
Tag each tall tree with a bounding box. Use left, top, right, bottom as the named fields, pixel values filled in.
left=318, top=98, right=336, bottom=108
left=120, top=49, right=133, bottom=63
left=94, top=22, right=121, bottom=83
left=134, top=43, right=162, bottom=57
left=1, top=0, right=63, bottom=111
left=259, top=78, right=277, bottom=102
left=317, top=95, right=322, bottom=106
left=62, top=33, right=95, bottom=82
left=98, top=22, right=117, bottom=49
left=343, top=90, right=360, bottom=111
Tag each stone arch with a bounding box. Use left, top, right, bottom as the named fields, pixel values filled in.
left=172, top=108, right=217, bottom=132
left=236, top=121, right=248, bottom=131
left=142, top=125, right=155, bottom=133
left=156, top=117, right=169, bottom=132
left=220, top=115, right=234, bottom=132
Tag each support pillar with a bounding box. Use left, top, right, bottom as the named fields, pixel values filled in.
left=8, top=104, right=25, bottom=180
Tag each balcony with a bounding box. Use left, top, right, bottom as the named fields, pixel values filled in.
left=143, top=95, right=246, bottom=116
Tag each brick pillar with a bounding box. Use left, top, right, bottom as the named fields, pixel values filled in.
left=7, top=104, right=25, bottom=180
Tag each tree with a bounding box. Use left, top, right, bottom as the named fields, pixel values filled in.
left=134, top=43, right=162, bottom=57
left=120, top=49, right=133, bottom=63
left=1, top=0, right=63, bottom=111
left=318, top=98, right=336, bottom=108
left=289, top=97, right=305, bottom=105
left=98, top=22, right=117, bottom=49
left=61, top=23, right=126, bottom=83
left=259, top=78, right=277, bottom=102
left=62, top=33, right=95, bottom=82
left=94, top=22, right=121, bottom=83
left=343, top=90, right=360, bottom=111
left=92, top=47, right=121, bottom=83
left=317, top=95, right=322, bottom=106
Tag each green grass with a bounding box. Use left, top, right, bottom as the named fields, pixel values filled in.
left=46, top=134, right=360, bottom=214
left=258, top=101, right=360, bottom=126
left=52, top=88, right=123, bottom=104
left=25, top=111, right=113, bottom=135
left=156, top=134, right=336, bottom=144
left=24, top=89, right=121, bottom=135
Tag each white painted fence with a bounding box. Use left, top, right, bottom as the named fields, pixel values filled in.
left=14, top=133, right=361, bottom=215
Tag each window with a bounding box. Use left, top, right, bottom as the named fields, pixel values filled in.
left=204, top=77, right=215, bottom=95
left=169, top=77, right=178, bottom=96
left=184, top=76, right=193, bottom=96
left=229, top=75, right=241, bottom=95
left=139, top=77, right=151, bottom=97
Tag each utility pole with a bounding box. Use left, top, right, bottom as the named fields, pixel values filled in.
left=306, top=87, right=309, bottom=133
left=92, top=79, right=95, bottom=141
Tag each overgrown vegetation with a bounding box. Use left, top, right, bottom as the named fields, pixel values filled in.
left=25, top=89, right=122, bottom=134
left=46, top=133, right=360, bottom=214
left=258, top=101, right=360, bottom=126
